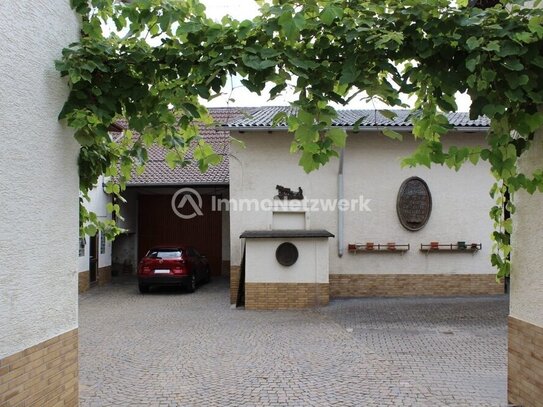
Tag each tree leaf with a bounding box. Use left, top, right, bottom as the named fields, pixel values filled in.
left=321, top=5, right=343, bottom=25
left=382, top=128, right=403, bottom=141
left=327, top=128, right=347, bottom=147
left=379, top=110, right=398, bottom=120
left=74, top=130, right=95, bottom=146
left=278, top=11, right=299, bottom=41
left=299, top=151, right=318, bottom=173
left=466, top=37, right=482, bottom=51
left=295, top=125, right=318, bottom=143
left=503, top=58, right=524, bottom=71
left=339, top=58, right=359, bottom=84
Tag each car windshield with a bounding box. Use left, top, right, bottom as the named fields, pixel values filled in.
left=147, top=249, right=183, bottom=259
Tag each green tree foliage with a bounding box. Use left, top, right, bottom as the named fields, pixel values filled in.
left=58, top=0, right=543, bottom=278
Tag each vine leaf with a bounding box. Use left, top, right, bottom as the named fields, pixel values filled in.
left=382, top=128, right=403, bottom=141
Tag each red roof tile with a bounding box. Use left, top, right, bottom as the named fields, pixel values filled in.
left=121, top=107, right=251, bottom=186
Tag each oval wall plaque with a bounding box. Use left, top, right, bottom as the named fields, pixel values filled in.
left=396, top=177, right=432, bottom=231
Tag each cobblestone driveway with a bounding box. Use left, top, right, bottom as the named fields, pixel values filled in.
left=79, top=277, right=508, bottom=406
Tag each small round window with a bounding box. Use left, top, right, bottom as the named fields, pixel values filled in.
left=275, top=242, right=298, bottom=267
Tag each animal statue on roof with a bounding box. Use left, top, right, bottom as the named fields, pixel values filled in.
left=275, top=185, right=304, bottom=200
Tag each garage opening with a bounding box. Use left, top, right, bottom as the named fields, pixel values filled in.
left=137, top=192, right=224, bottom=277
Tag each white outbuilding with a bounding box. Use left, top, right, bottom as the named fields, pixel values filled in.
left=225, top=107, right=504, bottom=309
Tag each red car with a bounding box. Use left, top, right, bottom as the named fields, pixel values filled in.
left=137, top=246, right=210, bottom=294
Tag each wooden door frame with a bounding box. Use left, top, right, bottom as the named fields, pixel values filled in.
left=89, top=235, right=99, bottom=283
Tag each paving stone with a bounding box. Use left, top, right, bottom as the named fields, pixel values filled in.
left=79, top=277, right=508, bottom=406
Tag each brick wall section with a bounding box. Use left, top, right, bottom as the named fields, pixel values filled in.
left=245, top=283, right=329, bottom=310
left=330, top=274, right=503, bottom=297
left=508, top=317, right=543, bottom=407
left=230, top=266, right=240, bottom=304
left=98, top=266, right=112, bottom=286
left=0, top=329, right=78, bottom=407
left=78, top=271, right=90, bottom=293
left=79, top=267, right=112, bottom=293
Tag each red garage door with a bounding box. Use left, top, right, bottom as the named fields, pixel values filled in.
left=138, top=194, right=222, bottom=276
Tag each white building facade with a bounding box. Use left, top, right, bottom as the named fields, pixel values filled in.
left=508, top=129, right=543, bottom=406
left=0, top=1, right=80, bottom=404
left=77, top=176, right=113, bottom=292
left=227, top=108, right=504, bottom=309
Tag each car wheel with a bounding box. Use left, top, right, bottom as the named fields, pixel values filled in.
left=139, top=283, right=149, bottom=294
left=187, top=273, right=196, bottom=293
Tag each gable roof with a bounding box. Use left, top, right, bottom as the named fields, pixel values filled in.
left=223, top=106, right=490, bottom=131
left=121, top=106, right=488, bottom=187
left=125, top=107, right=252, bottom=187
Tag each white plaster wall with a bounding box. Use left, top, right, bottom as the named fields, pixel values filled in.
left=117, top=188, right=138, bottom=232
left=84, top=176, right=112, bottom=217
left=98, top=230, right=113, bottom=269
left=510, top=130, right=543, bottom=327
left=230, top=131, right=495, bottom=277
left=78, top=237, right=89, bottom=272
left=77, top=175, right=113, bottom=272
left=245, top=239, right=329, bottom=283
left=272, top=212, right=306, bottom=229
left=0, top=2, right=80, bottom=358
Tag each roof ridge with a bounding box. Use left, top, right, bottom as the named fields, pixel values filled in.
left=222, top=106, right=488, bottom=129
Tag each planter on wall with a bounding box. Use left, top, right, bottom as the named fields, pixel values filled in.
left=347, top=243, right=410, bottom=254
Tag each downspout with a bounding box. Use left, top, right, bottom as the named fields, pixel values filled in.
left=338, top=149, right=345, bottom=257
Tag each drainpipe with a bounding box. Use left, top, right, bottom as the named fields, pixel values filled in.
left=338, top=149, right=345, bottom=257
